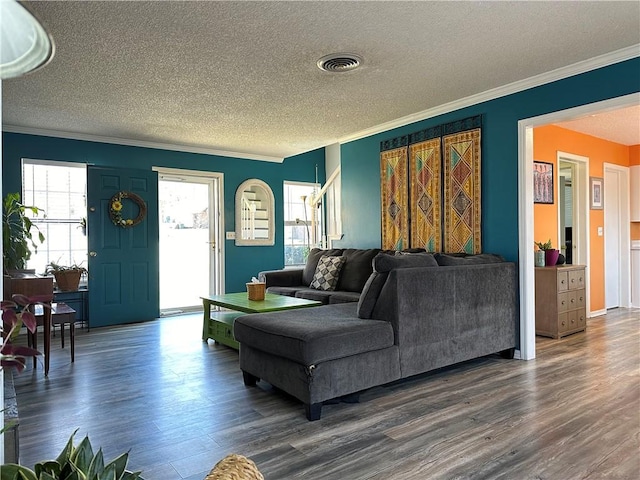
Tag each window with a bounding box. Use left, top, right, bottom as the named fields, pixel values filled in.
left=283, top=182, right=321, bottom=266
left=22, top=159, right=87, bottom=275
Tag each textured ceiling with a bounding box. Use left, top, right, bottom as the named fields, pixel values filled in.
left=2, top=1, right=640, bottom=161
left=554, top=105, right=640, bottom=146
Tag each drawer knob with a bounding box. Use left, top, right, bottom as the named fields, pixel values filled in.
left=571, top=298, right=575, bottom=303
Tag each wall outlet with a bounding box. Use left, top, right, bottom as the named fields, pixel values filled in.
left=597, top=226, right=603, bottom=236
left=226, top=231, right=235, bottom=240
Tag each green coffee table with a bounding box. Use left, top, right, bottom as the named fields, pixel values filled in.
left=201, top=292, right=321, bottom=349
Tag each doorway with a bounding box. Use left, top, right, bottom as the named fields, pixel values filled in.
left=517, top=92, right=638, bottom=361
left=557, top=152, right=589, bottom=270
left=604, top=163, right=631, bottom=310
left=156, top=168, right=223, bottom=314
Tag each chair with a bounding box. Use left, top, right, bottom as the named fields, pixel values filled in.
left=31, top=302, right=77, bottom=362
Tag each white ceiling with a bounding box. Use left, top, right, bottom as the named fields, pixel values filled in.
left=554, top=105, right=640, bottom=146
left=2, top=1, right=640, bottom=161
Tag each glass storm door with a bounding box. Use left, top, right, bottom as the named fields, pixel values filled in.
left=158, top=171, right=221, bottom=313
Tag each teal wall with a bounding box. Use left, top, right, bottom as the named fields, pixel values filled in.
left=336, top=58, right=640, bottom=261
left=3, top=57, right=639, bottom=321
left=1, top=133, right=325, bottom=292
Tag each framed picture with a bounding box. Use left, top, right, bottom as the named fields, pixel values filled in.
left=533, top=161, right=554, bottom=204
left=590, top=177, right=604, bottom=210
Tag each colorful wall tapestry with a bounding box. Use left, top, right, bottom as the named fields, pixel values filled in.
left=443, top=128, right=482, bottom=253
left=380, top=145, right=409, bottom=250
left=409, top=138, right=442, bottom=252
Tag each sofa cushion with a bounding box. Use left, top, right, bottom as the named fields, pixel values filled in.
left=234, top=303, right=394, bottom=365
left=302, top=248, right=343, bottom=286
left=328, top=291, right=361, bottom=304
left=357, top=252, right=439, bottom=319
left=336, top=248, right=381, bottom=293
left=375, top=251, right=439, bottom=272
left=294, top=289, right=334, bottom=304
left=310, top=255, right=345, bottom=291
left=266, top=286, right=302, bottom=297
left=434, top=253, right=505, bottom=266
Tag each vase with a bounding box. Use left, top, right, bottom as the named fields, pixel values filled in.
left=534, top=250, right=545, bottom=267
left=545, top=249, right=560, bottom=267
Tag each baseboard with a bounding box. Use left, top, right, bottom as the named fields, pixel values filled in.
left=589, top=309, right=607, bottom=318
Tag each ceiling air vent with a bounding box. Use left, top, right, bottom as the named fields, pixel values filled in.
left=317, top=53, right=362, bottom=73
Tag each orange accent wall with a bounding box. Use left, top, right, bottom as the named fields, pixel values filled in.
left=533, top=125, right=631, bottom=313
left=632, top=145, right=640, bottom=241
left=630, top=145, right=640, bottom=166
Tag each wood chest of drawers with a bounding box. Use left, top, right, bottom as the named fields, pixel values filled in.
left=535, top=265, right=587, bottom=338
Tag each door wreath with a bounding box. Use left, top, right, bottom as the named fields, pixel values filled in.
left=110, top=191, right=147, bottom=228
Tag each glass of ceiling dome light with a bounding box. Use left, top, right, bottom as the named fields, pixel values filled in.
left=0, top=0, right=54, bottom=79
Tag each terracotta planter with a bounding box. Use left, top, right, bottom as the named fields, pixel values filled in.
left=545, top=249, right=560, bottom=267
left=53, top=270, right=82, bottom=291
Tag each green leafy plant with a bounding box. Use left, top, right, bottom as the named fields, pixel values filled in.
left=2, top=192, right=45, bottom=272
left=534, top=239, right=553, bottom=251
left=1, top=430, right=144, bottom=480
left=44, top=262, right=88, bottom=275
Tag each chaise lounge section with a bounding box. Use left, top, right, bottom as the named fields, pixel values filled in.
left=234, top=251, right=518, bottom=420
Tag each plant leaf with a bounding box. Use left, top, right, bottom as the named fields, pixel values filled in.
left=1, top=358, right=26, bottom=373
left=11, top=294, right=31, bottom=307
left=5, top=344, right=41, bottom=357
left=55, top=430, right=78, bottom=466
left=0, top=463, right=37, bottom=480
left=87, top=449, right=105, bottom=480
left=97, top=463, right=117, bottom=480
left=20, top=310, right=38, bottom=333
left=103, top=452, right=129, bottom=480
left=71, top=436, right=95, bottom=473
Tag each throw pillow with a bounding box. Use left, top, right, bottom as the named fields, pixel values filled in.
left=310, top=255, right=346, bottom=291
left=302, top=248, right=343, bottom=286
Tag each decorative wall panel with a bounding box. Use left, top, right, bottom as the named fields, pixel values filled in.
left=443, top=128, right=482, bottom=253
left=409, top=138, right=442, bottom=252
left=380, top=146, right=409, bottom=250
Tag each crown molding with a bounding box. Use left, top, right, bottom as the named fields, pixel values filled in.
left=339, top=45, right=640, bottom=145
left=1, top=125, right=285, bottom=163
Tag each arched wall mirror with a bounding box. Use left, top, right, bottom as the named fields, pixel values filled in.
left=235, top=179, right=275, bottom=246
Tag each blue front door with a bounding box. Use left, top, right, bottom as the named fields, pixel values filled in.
left=87, top=166, right=159, bottom=327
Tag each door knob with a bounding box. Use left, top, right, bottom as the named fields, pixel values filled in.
left=89, top=251, right=97, bottom=257
left=89, top=207, right=96, bottom=212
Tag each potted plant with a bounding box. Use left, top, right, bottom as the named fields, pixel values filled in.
left=2, top=193, right=45, bottom=273
left=44, top=262, right=88, bottom=292
left=1, top=430, right=144, bottom=479
left=535, top=239, right=559, bottom=267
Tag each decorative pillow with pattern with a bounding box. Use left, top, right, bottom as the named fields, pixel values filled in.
left=310, top=255, right=346, bottom=291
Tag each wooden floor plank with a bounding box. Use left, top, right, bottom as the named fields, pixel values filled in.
left=10, top=308, right=640, bottom=479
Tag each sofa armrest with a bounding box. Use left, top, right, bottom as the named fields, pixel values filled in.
left=258, top=268, right=304, bottom=288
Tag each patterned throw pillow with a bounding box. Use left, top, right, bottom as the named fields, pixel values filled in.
left=310, top=255, right=345, bottom=291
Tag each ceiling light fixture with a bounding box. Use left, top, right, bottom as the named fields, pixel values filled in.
left=317, top=53, right=363, bottom=73
left=0, top=0, right=54, bottom=79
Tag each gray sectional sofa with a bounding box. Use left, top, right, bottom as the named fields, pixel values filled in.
left=235, top=251, right=518, bottom=420
left=258, top=247, right=383, bottom=304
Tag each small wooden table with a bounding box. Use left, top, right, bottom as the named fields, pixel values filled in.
left=201, top=292, right=322, bottom=349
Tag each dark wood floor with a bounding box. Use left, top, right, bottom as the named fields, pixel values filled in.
left=10, top=308, right=640, bottom=480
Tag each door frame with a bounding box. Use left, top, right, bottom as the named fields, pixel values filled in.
left=604, top=162, right=631, bottom=309
left=517, top=92, right=639, bottom=361
left=556, top=151, right=590, bottom=313
left=153, top=167, right=225, bottom=302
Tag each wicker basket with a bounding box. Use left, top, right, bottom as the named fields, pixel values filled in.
left=53, top=270, right=82, bottom=291
left=205, top=454, right=264, bottom=480
left=246, top=282, right=265, bottom=301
